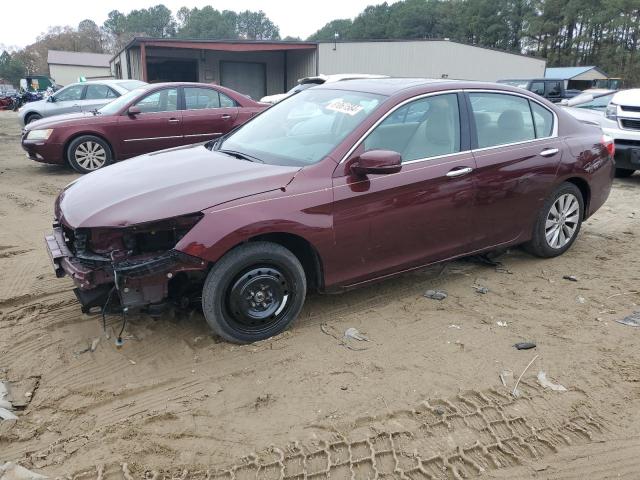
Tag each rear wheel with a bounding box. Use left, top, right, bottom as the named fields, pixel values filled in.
left=615, top=168, right=635, bottom=178
left=202, top=241, right=307, bottom=344
left=67, top=135, right=112, bottom=174
left=525, top=183, right=584, bottom=258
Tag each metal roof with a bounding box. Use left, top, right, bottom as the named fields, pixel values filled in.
left=47, top=50, right=112, bottom=68
left=544, top=66, right=606, bottom=79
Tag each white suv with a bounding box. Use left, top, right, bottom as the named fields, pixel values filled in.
left=562, top=89, right=640, bottom=177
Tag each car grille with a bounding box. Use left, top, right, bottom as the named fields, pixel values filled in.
left=620, top=105, right=640, bottom=113
left=620, top=118, right=640, bottom=130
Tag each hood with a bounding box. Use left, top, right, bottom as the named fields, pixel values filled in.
left=611, top=89, right=640, bottom=107
left=58, top=143, right=301, bottom=229
left=26, top=111, right=103, bottom=131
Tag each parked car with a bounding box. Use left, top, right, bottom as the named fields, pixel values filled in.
left=497, top=78, right=581, bottom=103
left=46, top=79, right=614, bottom=343
left=18, top=79, right=147, bottom=126
left=22, top=82, right=267, bottom=173
left=560, top=89, right=616, bottom=112
left=562, top=88, right=640, bottom=177
left=260, top=74, right=389, bottom=104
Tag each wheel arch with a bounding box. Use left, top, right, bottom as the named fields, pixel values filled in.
left=63, top=132, right=115, bottom=166
left=563, top=176, right=591, bottom=219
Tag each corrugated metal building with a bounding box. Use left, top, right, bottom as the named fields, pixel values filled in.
left=48, top=50, right=113, bottom=86
left=110, top=38, right=545, bottom=99
left=544, top=66, right=608, bottom=90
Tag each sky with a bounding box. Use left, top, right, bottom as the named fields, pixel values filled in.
left=0, top=0, right=388, bottom=49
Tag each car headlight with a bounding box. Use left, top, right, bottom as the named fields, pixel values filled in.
left=27, top=129, right=53, bottom=140
left=605, top=103, right=618, bottom=121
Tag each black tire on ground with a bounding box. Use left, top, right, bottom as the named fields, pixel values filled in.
left=25, top=113, right=42, bottom=124
left=202, top=241, right=307, bottom=344
left=524, top=182, right=584, bottom=258
left=66, top=135, right=113, bottom=174
left=615, top=168, right=636, bottom=178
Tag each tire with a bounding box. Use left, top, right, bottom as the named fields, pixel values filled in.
left=525, top=182, right=584, bottom=258
left=202, top=241, right=307, bottom=344
left=25, top=113, right=42, bottom=124
left=615, top=168, right=635, bottom=178
left=67, top=135, right=113, bottom=174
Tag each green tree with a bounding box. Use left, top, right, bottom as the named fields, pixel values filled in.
left=176, top=7, right=238, bottom=39
left=236, top=10, right=280, bottom=40
left=0, top=50, right=26, bottom=86
left=308, top=19, right=354, bottom=41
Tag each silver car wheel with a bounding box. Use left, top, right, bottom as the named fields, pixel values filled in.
left=74, top=141, right=107, bottom=170
left=545, top=193, right=580, bottom=249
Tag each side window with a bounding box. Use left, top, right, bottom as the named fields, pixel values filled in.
left=530, top=82, right=545, bottom=96
left=135, top=88, right=178, bottom=113
left=85, top=84, right=117, bottom=100
left=469, top=92, right=536, bottom=148
left=530, top=102, right=554, bottom=138
left=364, top=94, right=460, bottom=162
left=185, top=87, right=220, bottom=110
left=220, top=92, right=237, bottom=108
left=546, top=81, right=562, bottom=97
left=54, top=85, right=84, bottom=102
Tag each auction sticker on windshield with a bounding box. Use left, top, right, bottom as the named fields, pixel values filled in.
left=326, top=99, right=364, bottom=116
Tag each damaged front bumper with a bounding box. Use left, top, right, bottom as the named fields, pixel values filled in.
left=45, top=223, right=207, bottom=313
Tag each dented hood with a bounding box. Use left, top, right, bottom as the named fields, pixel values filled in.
left=57, top=143, right=301, bottom=229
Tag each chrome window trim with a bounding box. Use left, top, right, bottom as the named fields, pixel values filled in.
left=338, top=88, right=558, bottom=165
left=123, top=135, right=183, bottom=142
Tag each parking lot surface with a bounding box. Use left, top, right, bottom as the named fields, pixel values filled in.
left=1, top=110, right=639, bottom=478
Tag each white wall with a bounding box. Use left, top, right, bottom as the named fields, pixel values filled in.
left=49, top=64, right=112, bottom=86
left=318, top=41, right=546, bottom=81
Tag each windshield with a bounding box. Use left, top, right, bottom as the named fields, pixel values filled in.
left=215, top=88, right=385, bottom=166
left=98, top=87, right=146, bottom=115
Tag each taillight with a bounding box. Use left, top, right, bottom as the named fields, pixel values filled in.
left=601, top=134, right=615, bottom=157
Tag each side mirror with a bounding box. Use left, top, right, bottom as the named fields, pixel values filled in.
left=351, top=150, right=402, bottom=176
left=127, top=105, right=141, bottom=116
left=47, top=96, right=55, bottom=103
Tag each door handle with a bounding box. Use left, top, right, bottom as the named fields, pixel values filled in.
left=221, top=114, right=232, bottom=120
left=540, top=148, right=559, bottom=157
left=168, top=118, right=180, bottom=123
left=446, top=167, right=473, bottom=178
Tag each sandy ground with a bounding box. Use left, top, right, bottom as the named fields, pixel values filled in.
left=0, top=109, right=639, bottom=479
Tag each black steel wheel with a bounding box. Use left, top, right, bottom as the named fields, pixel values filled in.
left=202, top=242, right=306, bottom=343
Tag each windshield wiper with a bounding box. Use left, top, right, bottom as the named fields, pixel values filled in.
left=218, top=149, right=264, bottom=163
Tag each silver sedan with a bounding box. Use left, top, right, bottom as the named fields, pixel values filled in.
left=18, top=79, right=147, bottom=126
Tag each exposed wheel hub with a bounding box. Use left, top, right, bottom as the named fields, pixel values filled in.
left=228, top=267, right=290, bottom=328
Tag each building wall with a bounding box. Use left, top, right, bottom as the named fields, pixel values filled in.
left=49, top=64, right=112, bottom=86
left=318, top=40, right=546, bottom=81
left=285, top=50, right=317, bottom=89
left=573, top=69, right=607, bottom=81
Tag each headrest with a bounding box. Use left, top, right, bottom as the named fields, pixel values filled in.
left=497, top=109, right=524, bottom=130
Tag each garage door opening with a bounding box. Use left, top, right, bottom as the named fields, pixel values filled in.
left=220, top=61, right=266, bottom=100
left=147, top=59, right=198, bottom=83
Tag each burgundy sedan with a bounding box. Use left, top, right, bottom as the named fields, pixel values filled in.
left=22, top=82, right=266, bottom=173
left=46, top=79, right=614, bottom=343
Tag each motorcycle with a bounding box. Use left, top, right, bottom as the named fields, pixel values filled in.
left=11, top=90, right=43, bottom=111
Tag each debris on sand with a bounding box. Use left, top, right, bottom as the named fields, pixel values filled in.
left=563, top=275, right=578, bottom=282
left=424, top=289, right=447, bottom=300
left=512, top=354, right=539, bottom=397
left=473, top=285, right=490, bottom=294
left=514, top=342, right=536, bottom=350
left=577, top=295, right=586, bottom=304
left=0, top=382, right=15, bottom=420
left=496, top=321, right=508, bottom=327
left=537, top=371, right=567, bottom=392
left=0, top=462, right=47, bottom=480
left=499, top=369, right=513, bottom=387
left=344, top=327, right=369, bottom=342
left=615, top=312, right=640, bottom=327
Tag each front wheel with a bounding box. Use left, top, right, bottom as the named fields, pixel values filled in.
left=525, top=183, right=584, bottom=258
left=67, top=135, right=113, bottom=174
left=202, top=241, right=307, bottom=343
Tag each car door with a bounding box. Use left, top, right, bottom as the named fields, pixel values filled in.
left=467, top=90, right=563, bottom=248
left=81, top=83, right=119, bottom=112
left=331, top=92, right=478, bottom=285
left=47, top=84, right=85, bottom=115
left=117, top=87, right=182, bottom=158
left=181, top=86, right=239, bottom=144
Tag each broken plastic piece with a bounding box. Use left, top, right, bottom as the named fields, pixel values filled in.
left=514, top=342, right=536, bottom=350
left=473, top=285, right=489, bottom=294
left=0, top=407, right=18, bottom=420
left=563, top=275, right=578, bottom=282
left=616, top=312, right=640, bottom=327
left=496, top=321, right=507, bottom=327
left=424, top=289, right=447, bottom=300
left=537, top=371, right=567, bottom=391
left=344, top=327, right=368, bottom=342
left=0, top=462, right=47, bottom=479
